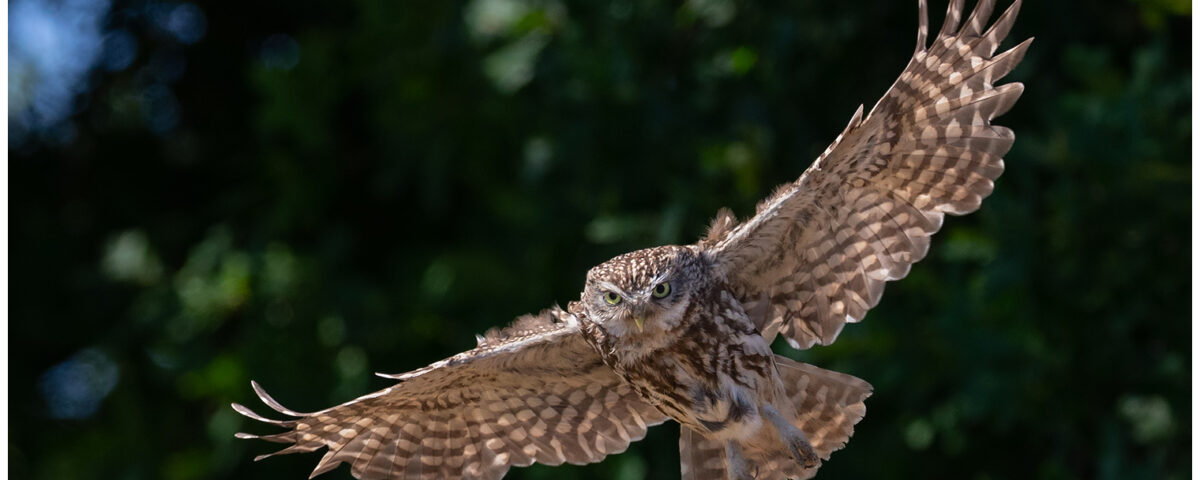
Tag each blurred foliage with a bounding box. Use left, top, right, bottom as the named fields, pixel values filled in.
left=9, top=0, right=1190, bottom=479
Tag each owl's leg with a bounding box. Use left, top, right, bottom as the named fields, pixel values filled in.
left=761, top=403, right=818, bottom=468
left=723, top=440, right=756, bottom=480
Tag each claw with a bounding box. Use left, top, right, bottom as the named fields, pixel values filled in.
left=787, top=435, right=818, bottom=468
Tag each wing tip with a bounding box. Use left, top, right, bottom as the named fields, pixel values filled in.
left=251, top=380, right=310, bottom=417
left=232, top=402, right=284, bottom=425
left=914, top=0, right=929, bottom=53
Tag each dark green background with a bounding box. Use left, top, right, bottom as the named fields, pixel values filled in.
left=10, top=0, right=1190, bottom=478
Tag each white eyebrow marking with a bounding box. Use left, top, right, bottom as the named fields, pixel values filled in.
left=636, top=270, right=674, bottom=299
left=650, top=270, right=672, bottom=286
left=596, top=281, right=631, bottom=298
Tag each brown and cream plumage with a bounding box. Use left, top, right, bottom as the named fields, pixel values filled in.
left=234, top=1, right=1030, bottom=478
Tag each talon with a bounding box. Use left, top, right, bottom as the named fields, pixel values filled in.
left=789, top=437, right=818, bottom=468
left=761, top=403, right=820, bottom=469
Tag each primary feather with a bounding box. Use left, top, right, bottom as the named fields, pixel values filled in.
left=233, top=308, right=668, bottom=480
left=707, top=0, right=1030, bottom=350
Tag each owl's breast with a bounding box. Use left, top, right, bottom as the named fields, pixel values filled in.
left=609, top=291, right=781, bottom=437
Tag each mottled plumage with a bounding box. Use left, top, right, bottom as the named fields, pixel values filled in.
left=235, top=308, right=670, bottom=479
left=234, top=1, right=1029, bottom=478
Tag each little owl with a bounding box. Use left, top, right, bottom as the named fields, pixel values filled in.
left=234, top=1, right=1030, bottom=478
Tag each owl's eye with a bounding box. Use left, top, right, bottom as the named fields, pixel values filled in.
left=603, top=291, right=622, bottom=305
left=652, top=282, right=671, bottom=298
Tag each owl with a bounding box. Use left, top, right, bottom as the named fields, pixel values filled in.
left=233, top=0, right=1030, bottom=478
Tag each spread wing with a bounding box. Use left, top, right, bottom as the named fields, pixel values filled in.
left=233, top=308, right=669, bottom=480
left=702, top=0, right=1031, bottom=349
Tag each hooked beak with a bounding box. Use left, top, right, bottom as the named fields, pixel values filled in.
left=633, top=317, right=645, bottom=332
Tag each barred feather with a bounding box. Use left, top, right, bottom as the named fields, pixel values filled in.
left=233, top=308, right=669, bottom=479
left=707, top=0, right=1030, bottom=350
left=679, top=357, right=872, bottom=480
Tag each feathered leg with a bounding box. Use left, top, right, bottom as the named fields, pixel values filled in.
left=724, top=440, right=755, bottom=480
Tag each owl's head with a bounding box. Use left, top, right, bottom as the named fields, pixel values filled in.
left=579, top=245, right=710, bottom=341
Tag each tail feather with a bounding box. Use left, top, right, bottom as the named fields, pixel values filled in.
left=775, top=356, right=872, bottom=459
left=680, top=427, right=729, bottom=480
left=678, top=356, right=872, bottom=479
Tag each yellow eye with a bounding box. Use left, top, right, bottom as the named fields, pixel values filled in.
left=652, top=282, right=671, bottom=298
left=604, top=292, right=622, bottom=305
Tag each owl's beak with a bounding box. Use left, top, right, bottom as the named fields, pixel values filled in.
left=633, top=317, right=645, bottom=332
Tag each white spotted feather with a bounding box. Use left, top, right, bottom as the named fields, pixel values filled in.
left=706, top=0, right=1030, bottom=350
